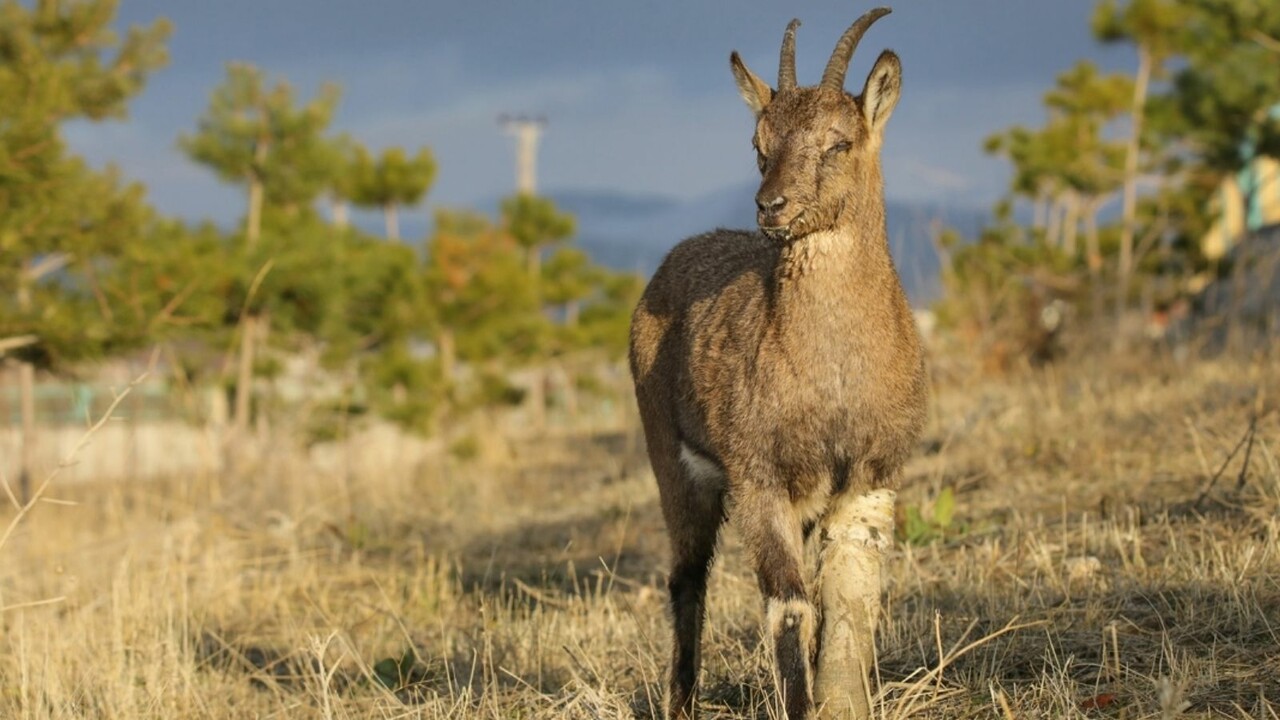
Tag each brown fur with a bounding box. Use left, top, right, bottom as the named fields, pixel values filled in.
left=628, top=9, right=927, bottom=719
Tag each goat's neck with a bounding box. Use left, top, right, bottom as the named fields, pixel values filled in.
left=769, top=213, right=897, bottom=369
left=774, top=201, right=894, bottom=310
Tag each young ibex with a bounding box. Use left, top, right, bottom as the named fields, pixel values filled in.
left=629, top=8, right=927, bottom=719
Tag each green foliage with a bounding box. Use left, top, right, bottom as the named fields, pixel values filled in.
left=2, top=3, right=640, bottom=436
left=447, top=434, right=480, bottom=461
left=501, top=193, right=576, bottom=254
left=1092, top=0, right=1187, bottom=60
left=897, top=487, right=960, bottom=546
left=542, top=246, right=594, bottom=309
left=984, top=61, right=1130, bottom=228
left=180, top=63, right=341, bottom=213
left=571, top=271, right=644, bottom=358
left=372, top=648, right=427, bottom=691
left=953, top=0, right=1280, bottom=352
left=364, top=340, right=442, bottom=434
left=424, top=209, right=548, bottom=363
left=0, top=0, right=171, bottom=124
left=301, top=398, right=368, bottom=446
left=0, top=0, right=170, bottom=368
left=335, top=141, right=437, bottom=240
left=1160, top=1, right=1280, bottom=171
left=344, top=144, right=436, bottom=211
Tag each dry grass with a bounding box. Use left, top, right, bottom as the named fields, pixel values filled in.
left=2, top=349, right=1279, bottom=719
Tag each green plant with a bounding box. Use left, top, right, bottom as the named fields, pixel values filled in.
left=371, top=647, right=425, bottom=691
left=897, top=486, right=959, bottom=545
left=448, top=434, right=480, bottom=461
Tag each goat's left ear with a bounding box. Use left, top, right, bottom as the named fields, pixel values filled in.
left=860, top=50, right=901, bottom=138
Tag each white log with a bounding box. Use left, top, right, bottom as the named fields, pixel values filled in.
left=814, top=488, right=895, bottom=719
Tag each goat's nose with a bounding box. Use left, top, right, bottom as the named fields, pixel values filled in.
left=756, top=194, right=787, bottom=214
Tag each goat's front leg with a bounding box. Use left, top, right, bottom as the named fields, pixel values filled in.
left=813, top=487, right=896, bottom=719
left=737, top=486, right=815, bottom=719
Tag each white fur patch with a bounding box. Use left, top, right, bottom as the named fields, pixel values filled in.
left=679, top=443, right=725, bottom=487
left=765, top=597, right=817, bottom=637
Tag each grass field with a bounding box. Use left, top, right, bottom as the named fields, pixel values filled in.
left=2, top=349, right=1278, bottom=718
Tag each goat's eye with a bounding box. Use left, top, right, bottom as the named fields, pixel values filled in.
left=825, top=141, right=853, bottom=158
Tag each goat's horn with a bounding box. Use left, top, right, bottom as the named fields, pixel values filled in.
left=820, top=7, right=891, bottom=90
left=777, top=19, right=801, bottom=91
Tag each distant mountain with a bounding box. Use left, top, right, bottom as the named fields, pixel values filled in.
left=551, top=181, right=987, bottom=304
left=355, top=183, right=989, bottom=305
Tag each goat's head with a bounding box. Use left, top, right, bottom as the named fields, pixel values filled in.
left=730, top=8, right=901, bottom=242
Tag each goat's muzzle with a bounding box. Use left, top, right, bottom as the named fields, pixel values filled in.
left=759, top=224, right=794, bottom=242
left=758, top=208, right=807, bottom=243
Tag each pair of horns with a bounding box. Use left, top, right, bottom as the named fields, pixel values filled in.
left=777, top=7, right=891, bottom=92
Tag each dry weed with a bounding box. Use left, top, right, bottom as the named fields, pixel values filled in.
left=2, top=349, right=1278, bottom=718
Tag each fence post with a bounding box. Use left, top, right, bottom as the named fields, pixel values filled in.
left=19, top=361, right=35, bottom=505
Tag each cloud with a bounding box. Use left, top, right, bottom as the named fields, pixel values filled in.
left=348, top=68, right=758, bottom=207
left=881, top=81, right=1050, bottom=206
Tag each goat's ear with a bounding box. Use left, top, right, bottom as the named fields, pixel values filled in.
left=860, top=50, right=901, bottom=138
left=730, top=52, right=773, bottom=116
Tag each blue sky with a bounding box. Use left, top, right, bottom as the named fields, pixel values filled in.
left=65, top=1, right=1133, bottom=227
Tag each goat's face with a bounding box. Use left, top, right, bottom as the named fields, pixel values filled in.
left=730, top=10, right=901, bottom=242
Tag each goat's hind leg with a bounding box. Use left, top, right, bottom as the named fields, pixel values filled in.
left=659, top=446, right=725, bottom=719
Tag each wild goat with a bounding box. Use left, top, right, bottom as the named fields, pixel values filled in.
left=629, top=8, right=927, bottom=719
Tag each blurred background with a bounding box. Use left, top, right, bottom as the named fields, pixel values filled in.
left=2, top=0, right=1278, bottom=485
left=3, top=2, right=1280, bottom=717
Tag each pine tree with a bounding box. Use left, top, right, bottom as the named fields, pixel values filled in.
left=542, top=246, right=594, bottom=327
left=346, top=145, right=436, bottom=241
left=0, top=0, right=169, bottom=499
left=1161, top=1, right=1280, bottom=171
left=424, top=209, right=545, bottom=380
left=500, top=193, right=575, bottom=281
left=1093, top=0, right=1187, bottom=319
left=180, top=63, right=340, bottom=247
left=1044, top=62, right=1131, bottom=276
left=984, top=61, right=1129, bottom=273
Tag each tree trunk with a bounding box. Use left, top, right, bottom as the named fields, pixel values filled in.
left=814, top=488, right=896, bottom=719
left=1084, top=197, right=1102, bottom=277
left=1045, top=196, right=1062, bottom=249
left=1116, top=46, right=1152, bottom=330
left=246, top=137, right=269, bottom=247
left=438, top=329, right=456, bottom=384
left=234, top=315, right=258, bottom=439
left=929, top=219, right=955, bottom=292
left=527, top=245, right=541, bottom=281
left=18, top=360, right=35, bottom=505
left=1032, top=191, right=1048, bottom=234
left=246, top=174, right=264, bottom=248
left=384, top=202, right=400, bottom=242
left=1084, top=197, right=1104, bottom=317
left=527, top=367, right=546, bottom=432
left=331, top=198, right=349, bottom=229
left=1062, top=191, right=1080, bottom=256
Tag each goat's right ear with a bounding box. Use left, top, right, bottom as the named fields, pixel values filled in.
left=730, top=52, right=773, bottom=116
